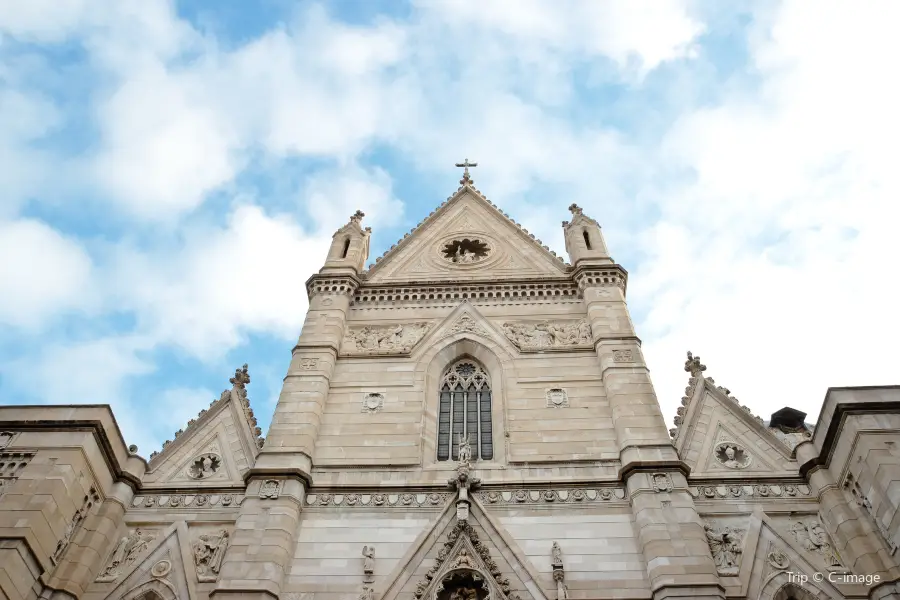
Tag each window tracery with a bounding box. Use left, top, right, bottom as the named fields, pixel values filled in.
left=438, top=359, right=493, bottom=461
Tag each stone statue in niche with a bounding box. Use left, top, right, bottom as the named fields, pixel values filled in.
left=188, top=453, right=221, bottom=479
left=502, top=320, right=592, bottom=350
left=193, top=529, right=230, bottom=580
left=715, top=443, right=751, bottom=469
left=789, top=520, right=842, bottom=569
left=551, top=541, right=563, bottom=567
left=97, top=528, right=157, bottom=581
left=344, top=323, right=431, bottom=354
left=704, top=523, right=744, bottom=575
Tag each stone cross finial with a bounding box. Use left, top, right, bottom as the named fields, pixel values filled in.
left=568, top=203, right=582, bottom=215
left=350, top=210, right=365, bottom=223
left=455, top=158, right=477, bottom=185
left=684, top=352, right=706, bottom=376
left=230, top=364, right=250, bottom=389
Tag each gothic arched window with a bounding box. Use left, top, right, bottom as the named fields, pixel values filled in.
left=437, top=359, right=493, bottom=461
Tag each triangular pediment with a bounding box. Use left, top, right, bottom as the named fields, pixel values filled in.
left=96, top=523, right=196, bottom=600
left=380, top=497, right=548, bottom=600
left=411, top=303, right=516, bottom=360
left=143, top=384, right=260, bottom=486
left=366, top=185, right=567, bottom=283
left=675, top=373, right=796, bottom=474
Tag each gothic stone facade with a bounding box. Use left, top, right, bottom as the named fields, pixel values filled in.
left=2, top=178, right=900, bottom=600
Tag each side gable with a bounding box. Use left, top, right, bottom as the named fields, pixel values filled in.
left=673, top=352, right=797, bottom=476
left=365, top=184, right=568, bottom=284
left=143, top=365, right=263, bottom=486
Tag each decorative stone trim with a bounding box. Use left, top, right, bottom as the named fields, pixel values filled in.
left=361, top=392, right=384, bottom=413
left=479, top=488, right=625, bottom=504
left=0, top=431, right=17, bottom=449
left=690, top=483, right=810, bottom=499
left=305, top=492, right=450, bottom=507
left=573, top=269, right=627, bottom=291
left=131, top=493, right=242, bottom=508
left=350, top=281, right=583, bottom=308
left=545, top=388, right=569, bottom=408
left=0, top=450, right=35, bottom=497
left=307, top=277, right=358, bottom=298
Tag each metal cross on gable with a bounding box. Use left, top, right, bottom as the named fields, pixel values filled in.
left=455, top=158, right=477, bottom=185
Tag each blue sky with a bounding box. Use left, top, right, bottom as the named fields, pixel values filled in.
left=1, top=0, right=897, bottom=454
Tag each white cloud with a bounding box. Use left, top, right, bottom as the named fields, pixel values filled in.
left=0, top=219, right=94, bottom=329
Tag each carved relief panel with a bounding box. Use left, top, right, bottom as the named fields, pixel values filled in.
left=501, top=320, right=592, bottom=351
left=341, top=323, right=432, bottom=355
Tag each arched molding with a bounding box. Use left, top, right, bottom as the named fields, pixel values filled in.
left=757, top=572, right=829, bottom=600
left=416, top=333, right=514, bottom=468
left=118, top=579, right=177, bottom=600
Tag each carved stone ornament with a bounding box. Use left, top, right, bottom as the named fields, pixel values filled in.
left=193, top=529, right=230, bottom=581
left=343, top=323, right=432, bottom=354
left=187, top=453, right=222, bottom=479
left=546, top=388, right=569, bottom=408
left=0, top=431, right=17, bottom=449
left=789, top=519, right=843, bottom=570
left=259, top=479, right=281, bottom=499
left=362, top=393, right=384, bottom=413
left=150, top=559, right=172, bottom=578
left=299, top=357, right=319, bottom=370
left=714, top=442, right=752, bottom=470
left=52, top=486, right=101, bottom=565
left=502, top=320, right=592, bottom=351
left=449, top=314, right=488, bottom=337
left=651, top=473, right=673, bottom=493
left=358, top=586, right=375, bottom=600
left=441, top=238, right=491, bottom=264
left=766, top=545, right=790, bottom=570
left=704, top=522, right=745, bottom=575
left=362, top=545, right=375, bottom=580
left=612, top=349, right=633, bottom=362
left=96, top=528, right=158, bottom=582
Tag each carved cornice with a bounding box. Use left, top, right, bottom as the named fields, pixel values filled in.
left=305, top=492, right=451, bottom=508
left=572, top=265, right=628, bottom=293
left=130, top=492, right=243, bottom=509
left=690, top=482, right=812, bottom=500
left=302, top=487, right=628, bottom=507
left=349, top=279, right=583, bottom=309
left=305, top=274, right=361, bottom=299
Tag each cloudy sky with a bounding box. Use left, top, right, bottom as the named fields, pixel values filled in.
left=1, top=0, right=897, bottom=455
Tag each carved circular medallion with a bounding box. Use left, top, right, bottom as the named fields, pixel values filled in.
left=187, top=453, right=222, bottom=479
left=714, top=442, right=752, bottom=469
left=151, top=559, right=172, bottom=578
left=441, top=238, right=491, bottom=265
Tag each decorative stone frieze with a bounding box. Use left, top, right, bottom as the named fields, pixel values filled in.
left=259, top=479, right=282, bottom=499
left=573, top=268, right=627, bottom=291
left=788, top=519, right=843, bottom=570
left=342, top=323, right=432, bottom=355
left=193, top=529, right=230, bottom=582
left=96, top=528, right=158, bottom=582
left=131, top=493, right=242, bottom=508
left=690, top=483, right=810, bottom=499
left=361, top=392, right=384, bottom=413
left=479, top=487, right=625, bottom=504
left=52, top=485, right=102, bottom=565
left=305, top=492, right=450, bottom=507
left=501, top=319, right=592, bottom=351
left=703, top=521, right=745, bottom=575
left=714, top=442, right=752, bottom=469
left=546, top=388, right=569, bottom=408
left=307, top=276, right=358, bottom=298
left=351, top=281, right=582, bottom=308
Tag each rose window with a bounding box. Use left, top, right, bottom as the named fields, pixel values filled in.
left=441, top=239, right=490, bottom=264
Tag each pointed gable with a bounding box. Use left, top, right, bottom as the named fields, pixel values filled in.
left=366, top=184, right=568, bottom=284
left=143, top=365, right=262, bottom=486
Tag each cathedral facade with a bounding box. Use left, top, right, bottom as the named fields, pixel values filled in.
left=2, top=173, right=899, bottom=600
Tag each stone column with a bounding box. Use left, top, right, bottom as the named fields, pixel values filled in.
left=577, top=272, right=724, bottom=599
left=213, top=276, right=355, bottom=600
